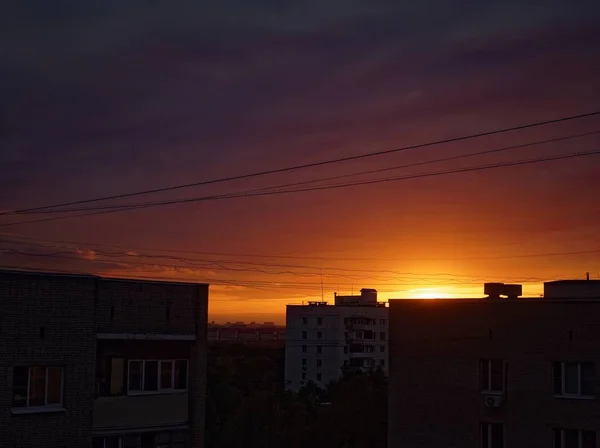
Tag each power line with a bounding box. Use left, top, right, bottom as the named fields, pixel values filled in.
left=11, top=129, right=600, bottom=215
left=2, top=110, right=599, bottom=216
left=0, top=237, right=555, bottom=281
left=2, top=148, right=600, bottom=228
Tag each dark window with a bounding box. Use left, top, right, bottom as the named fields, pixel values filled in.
left=302, top=358, right=307, bottom=366
left=302, top=345, right=307, bottom=353
left=160, top=361, right=173, bottom=389
left=380, top=345, right=385, bottom=353
left=343, top=346, right=348, bottom=354
left=12, top=366, right=63, bottom=409
left=317, top=331, right=323, bottom=340
left=380, top=332, right=385, bottom=341
left=144, top=361, right=158, bottom=391
left=128, top=361, right=142, bottom=391
left=554, top=361, right=595, bottom=396
left=316, top=373, right=322, bottom=381
left=380, top=319, right=385, bottom=327
left=317, top=359, right=322, bottom=368
left=301, top=372, right=306, bottom=380
left=553, top=428, right=596, bottom=448
left=380, top=359, right=385, bottom=367
left=481, top=422, right=503, bottom=448
left=317, top=317, right=323, bottom=325
left=174, top=360, right=188, bottom=390
left=317, top=345, right=322, bottom=354
left=480, top=359, right=504, bottom=392
left=302, top=331, right=307, bottom=340
left=302, top=317, right=308, bottom=325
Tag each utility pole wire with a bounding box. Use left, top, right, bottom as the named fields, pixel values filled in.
left=2, top=109, right=599, bottom=216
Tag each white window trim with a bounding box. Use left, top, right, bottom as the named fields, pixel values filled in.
left=481, top=422, right=504, bottom=448
left=12, top=366, right=64, bottom=412
left=554, top=428, right=594, bottom=448
left=127, top=359, right=188, bottom=395
left=557, top=362, right=594, bottom=398
left=481, top=360, right=504, bottom=394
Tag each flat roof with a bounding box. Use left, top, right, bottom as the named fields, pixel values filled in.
left=389, top=297, right=600, bottom=305
left=545, top=279, right=600, bottom=284
left=0, top=268, right=209, bottom=287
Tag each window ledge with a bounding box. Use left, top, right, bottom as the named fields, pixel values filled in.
left=553, top=394, right=595, bottom=400
left=481, top=390, right=504, bottom=396
left=12, top=406, right=66, bottom=415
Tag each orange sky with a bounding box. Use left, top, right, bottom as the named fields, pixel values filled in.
left=1, top=2, right=600, bottom=324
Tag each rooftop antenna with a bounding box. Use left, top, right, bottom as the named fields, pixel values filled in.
left=320, top=269, right=324, bottom=302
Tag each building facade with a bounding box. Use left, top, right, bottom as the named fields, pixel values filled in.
left=388, top=281, right=600, bottom=448
left=0, top=269, right=208, bottom=448
left=285, top=288, right=388, bottom=392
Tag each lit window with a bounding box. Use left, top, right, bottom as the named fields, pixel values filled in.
left=480, top=422, right=503, bottom=448
left=554, top=362, right=594, bottom=397
left=480, top=359, right=504, bottom=393
left=553, top=428, right=596, bottom=448
left=12, top=366, right=63, bottom=409
left=128, top=360, right=188, bottom=394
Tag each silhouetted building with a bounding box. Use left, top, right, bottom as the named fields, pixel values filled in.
left=388, top=281, right=600, bottom=448
left=285, top=288, right=388, bottom=392
left=0, top=269, right=208, bottom=448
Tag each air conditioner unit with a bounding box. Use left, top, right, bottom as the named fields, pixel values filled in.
left=484, top=394, right=504, bottom=408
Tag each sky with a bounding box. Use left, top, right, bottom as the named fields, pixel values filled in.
left=1, top=1, right=600, bottom=323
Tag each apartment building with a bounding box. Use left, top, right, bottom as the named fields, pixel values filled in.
left=0, top=269, right=208, bottom=448
left=388, top=280, right=600, bottom=448
left=285, top=288, right=388, bottom=392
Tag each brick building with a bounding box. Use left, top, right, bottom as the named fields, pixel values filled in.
left=388, top=281, right=600, bottom=448
left=0, top=269, right=208, bottom=448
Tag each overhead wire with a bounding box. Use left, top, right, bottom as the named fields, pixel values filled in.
left=2, top=148, right=600, bottom=228
left=1, top=109, right=599, bottom=217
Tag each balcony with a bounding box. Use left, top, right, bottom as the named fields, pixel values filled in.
left=93, top=393, right=188, bottom=431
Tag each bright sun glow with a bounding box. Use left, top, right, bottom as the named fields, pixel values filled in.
left=410, top=288, right=452, bottom=299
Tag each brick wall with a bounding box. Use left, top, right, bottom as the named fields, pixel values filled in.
left=96, top=279, right=200, bottom=335
left=0, top=271, right=97, bottom=448
left=388, top=299, right=600, bottom=448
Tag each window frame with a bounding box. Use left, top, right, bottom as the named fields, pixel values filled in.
left=480, top=422, right=504, bottom=448
left=480, top=359, right=505, bottom=394
left=127, top=359, right=188, bottom=395
left=11, top=366, right=65, bottom=412
left=553, top=428, right=596, bottom=448
left=554, top=361, right=595, bottom=398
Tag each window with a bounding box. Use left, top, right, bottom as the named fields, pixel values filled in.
left=380, top=332, right=385, bottom=341
left=12, top=366, right=63, bottom=409
left=316, top=373, right=322, bottom=381
left=481, top=422, right=504, bottom=448
left=302, top=331, right=307, bottom=340
left=302, top=358, right=307, bottom=366
left=343, top=346, right=348, bottom=354
left=317, top=359, right=322, bottom=368
left=553, top=428, right=596, bottom=448
left=380, top=319, right=385, bottom=327
left=93, top=435, right=141, bottom=448
left=380, top=345, right=385, bottom=353
left=302, top=317, right=308, bottom=325
left=317, top=345, right=322, bottom=354
left=128, top=360, right=188, bottom=394
left=155, top=430, right=186, bottom=448
left=317, top=331, right=323, bottom=340
left=302, top=345, right=307, bottom=353
left=554, top=362, right=594, bottom=397
left=379, top=359, right=385, bottom=367
left=480, top=359, right=504, bottom=393
left=317, top=317, right=323, bottom=325
left=301, top=372, right=306, bottom=380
